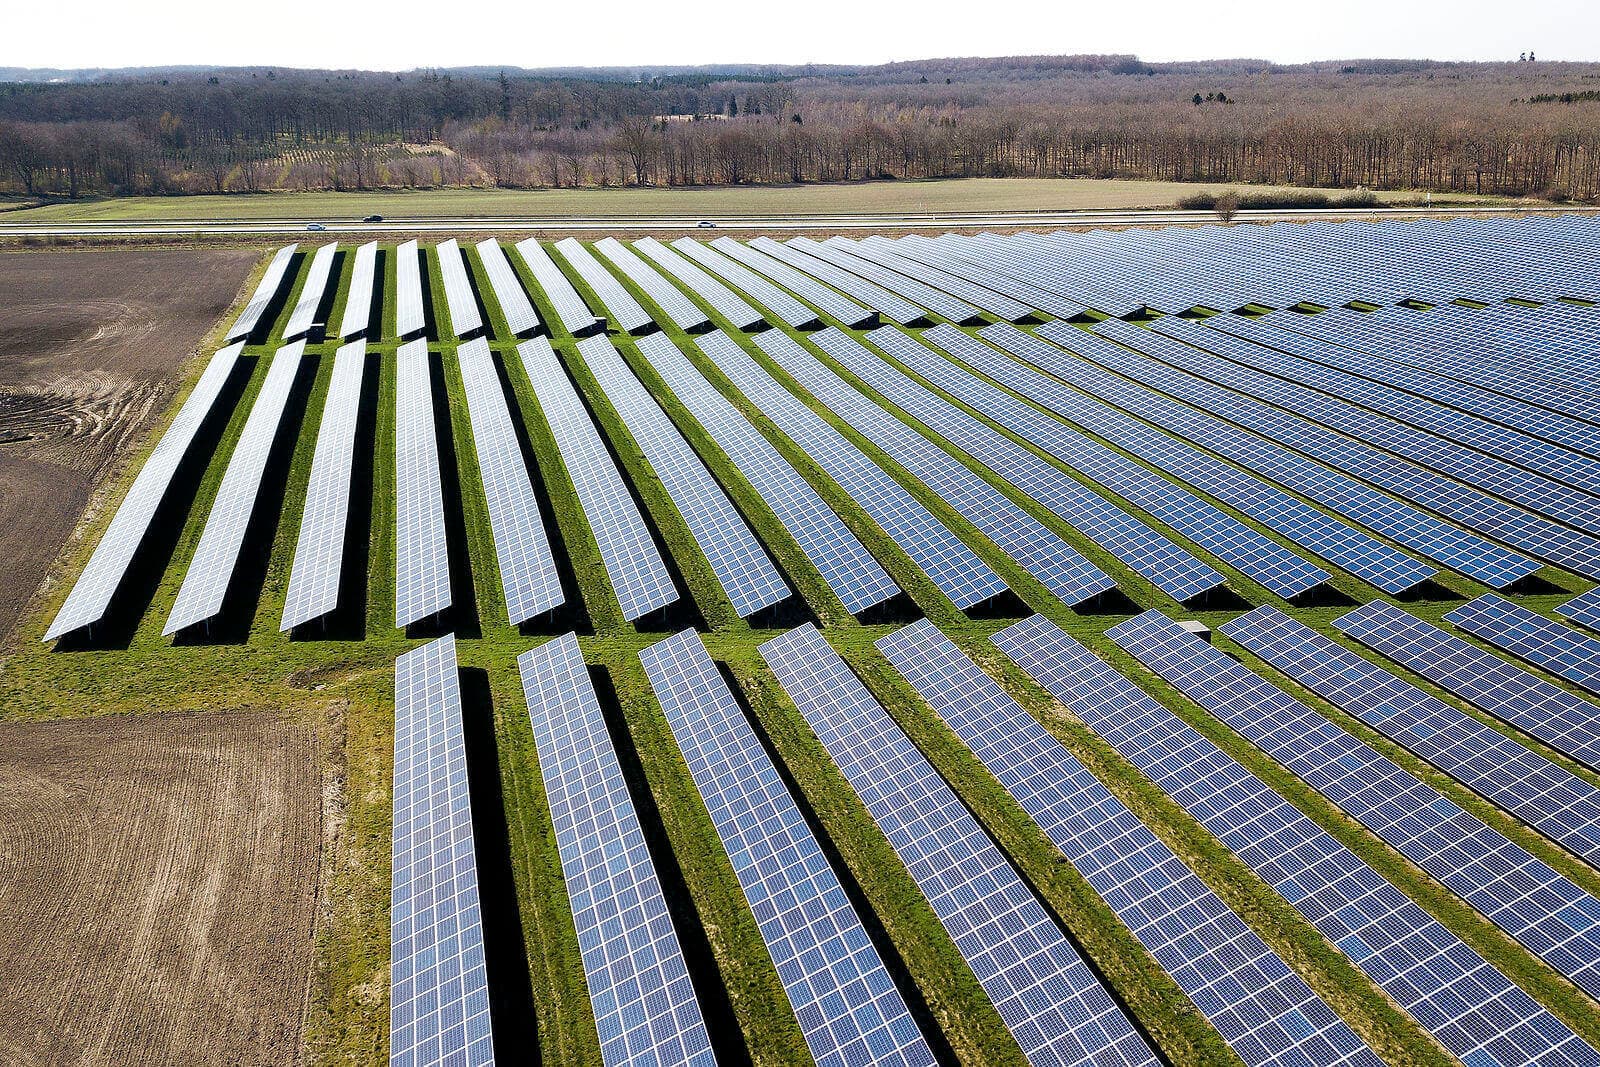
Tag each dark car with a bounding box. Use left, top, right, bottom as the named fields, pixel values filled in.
left=363, top=214, right=384, bottom=223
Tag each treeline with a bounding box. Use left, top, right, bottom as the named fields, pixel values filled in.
left=3, top=56, right=1599, bottom=200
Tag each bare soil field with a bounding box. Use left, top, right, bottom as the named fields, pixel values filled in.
left=0, top=248, right=259, bottom=640
left=0, top=710, right=322, bottom=1067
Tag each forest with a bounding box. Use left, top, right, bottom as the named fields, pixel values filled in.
left=2, top=54, right=1599, bottom=201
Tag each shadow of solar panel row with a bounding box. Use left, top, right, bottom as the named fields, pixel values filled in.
left=700, top=333, right=1005, bottom=609
left=765, top=329, right=1114, bottom=607
left=828, top=327, right=1225, bottom=602
left=1024, top=321, right=1543, bottom=587
left=517, top=336, right=677, bottom=622
left=436, top=239, right=484, bottom=340
left=339, top=241, right=379, bottom=341
left=633, top=237, right=764, bottom=331
left=638, top=333, right=898, bottom=614
left=391, top=635, right=495, bottom=1067
left=281, top=340, right=366, bottom=631
left=761, top=624, right=1158, bottom=1067
left=712, top=237, right=876, bottom=328
left=517, top=634, right=713, bottom=1067
left=395, top=339, right=452, bottom=628
left=474, top=238, right=541, bottom=338
left=1109, top=610, right=1600, bottom=1003
left=993, top=614, right=1600, bottom=1067
left=1223, top=605, right=1600, bottom=868
left=1112, top=317, right=1600, bottom=539
left=901, top=325, right=1334, bottom=597
left=1335, top=601, right=1600, bottom=772
left=877, top=619, right=1382, bottom=1067
left=579, top=335, right=788, bottom=618
left=1559, top=588, right=1600, bottom=631
left=1447, top=593, right=1600, bottom=695
left=283, top=242, right=337, bottom=341
left=638, top=629, right=936, bottom=1067
left=554, top=238, right=653, bottom=335
left=226, top=243, right=298, bottom=342
left=669, top=238, right=816, bottom=329
left=394, top=239, right=426, bottom=340
left=795, top=237, right=983, bottom=324
left=970, top=324, right=1461, bottom=591
left=514, top=237, right=603, bottom=337
left=592, top=238, right=710, bottom=333
left=750, top=236, right=925, bottom=325
left=165, top=340, right=305, bottom=636
left=840, top=236, right=1031, bottom=321
left=45, top=341, right=247, bottom=642
left=887, top=234, right=1082, bottom=319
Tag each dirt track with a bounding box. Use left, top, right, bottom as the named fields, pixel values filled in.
left=0, top=248, right=260, bottom=641
left=0, top=710, right=321, bottom=1066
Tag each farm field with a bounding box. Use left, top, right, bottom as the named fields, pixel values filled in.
left=7, top=216, right=1600, bottom=1067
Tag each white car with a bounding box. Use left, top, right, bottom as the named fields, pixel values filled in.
left=306, top=223, right=327, bottom=231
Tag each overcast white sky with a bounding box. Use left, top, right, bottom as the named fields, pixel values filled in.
left=7, top=0, right=1598, bottom=70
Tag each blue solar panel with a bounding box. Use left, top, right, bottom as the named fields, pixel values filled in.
left=751, top=237, right=926, bottom=325
left=994, top=614, right=1600, bottom=1067
left=713, top=238, right=876, bottom=328
left=632, top=238, right=764, bottom=331
left=638, top=629, right=936, bottom=1067
left=391, top=634, right=495, bottom=1067
left=517, top=634, right=714, bottom=1067
left=760, top=624, right=1158, bottom=1067
left=1447, top=594, right=1600, bottom=695
left=876, top=619, right=1383, bottom=1067
left=1559, top=588, right=1600, bottom=632
left=395, top=339, right=451, bottom=628
left=670, top=239, right=817, bottom=329
left=1108, top=609, right=1600, bottom=1005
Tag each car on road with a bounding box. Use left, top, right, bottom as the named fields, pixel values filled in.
left=306, top=223, right=326, bottom=231
left=363, top=215, right=383, bottom=223
left=697, top=220, right=716, bottom=228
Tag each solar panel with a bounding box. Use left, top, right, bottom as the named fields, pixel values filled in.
left=633, top=238, right=764, bottom=331
left=578, top=334, right=789, bottom=618
left=794, top=238, right=982, bottom=324
left=45, top=342, right=247, bottom=642
left=1335, top=601, right=1600, bottom=771
left=395, top=339, right=451, bottom=628
left=1223, top=605, right=1600, bottom=868
left=636, top=333, right=898, bottom=615
left=749, top=237, right=925, bottom=325
left=1559, top=588, right=1600, bottom=631
left=1108, top=608, right=1600, bottom=1005
left=1446, top=593, right=1600, bottom=695
left=638, top=629, right=936, bottom=1067
left=395, top=239, right=427, bottom=340
left=436, top=238, right=484, bottom=339
left=876, top=619, right=1383, bottom=1067
left=455, top=338, right=563, bottom=624
left=514, top=238, right=604, bottom=337
left=227, top=244, right=298, bottom=342
left=164, top=340, right=306, bottom=635
left=760, top=624, right=1159, bottom=1067
left=993, top=614, right=1600, bottom=1067
left=593, top=238, right=710, bottom=333
left=554, top=238, right=653, bottom=334
left=339, top=241, right=379, bottom=340
left=713, top=238, right=876, bottom=328
left=517, top=337, right=677, bottom=622
left=761, top=329, right=1114, bottom=607
left=391, top=634, right=495, bottom=1067
left=283, top=242, right=337, bottom=340
left=517, top=633, right=714, bottom=1067
left=841, top=237, right=1030, bottom=322
left=281, top=340, right=366, bottom=631
left=474, top=238, right=541, bottom=337
left=669, top=239, right=818, bottom=329
left=697, top=331, right=1006, bottom=610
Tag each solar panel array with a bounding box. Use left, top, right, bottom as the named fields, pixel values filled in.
left=44, top=343, right=246, bottom=641
left=518, top=336, right=677, bottom=622
left=750, top=237, right=926, bottom=325
left=475, top=238, right=541, bottom=337
left=554, top=237, right=653, bottom=334
left=794, top=237, right=983, bottom=324
left=1560, top=587, right=1600, bottom=631
left=391, top=634, right=496, bottom=1067
left=455, top=338, right=563, bottom=624
left=281, top=340, right=366, bottom=631
left=165, top=340, right=305, bottom=635
left=593, top=238, right=711, bottom=333
left=1108, top=609, right=1600, bottom=1004
left=395, top=238, right=427, bottom=339
left=636, top=333, right=899, bottom=614
left=638, top=629, right=936, bottom=1067
left=283, top=242, right=337, bottom=340
left=515, top=237, right=604, bottom=336
left=841, top=236, right=1031, bottom=321
left=578, top=334, right=789, bottom=618
left=339, top=241, right=379, bottom=340
left=395, top=339, right=451, bottom=627
left=226, top=243, right=297, bottom=342
left=436, top=238, right=484, bottom=339
left=670, top=238, right=818, bottom=328
left=877, top=619, right=1384, bottom=1067
left=993, top=613, right=1600, bottom=1067
left=760, top=624, right=1158, bottom=1067
left=1446, top=593, right=1600, bottom=695
left=633, top=238, right=765, bottom=331
left=517, top=633, right=713, bottom=1067
left=713, top=237, right=876, bottom=327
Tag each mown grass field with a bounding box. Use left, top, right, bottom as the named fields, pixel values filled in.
left=4, top=232, right=1600, bottom=1067
left=1, top=177, right=1517, bottom=223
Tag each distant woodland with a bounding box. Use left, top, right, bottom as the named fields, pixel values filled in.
left=2, top=55, right=1599, bottom=200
